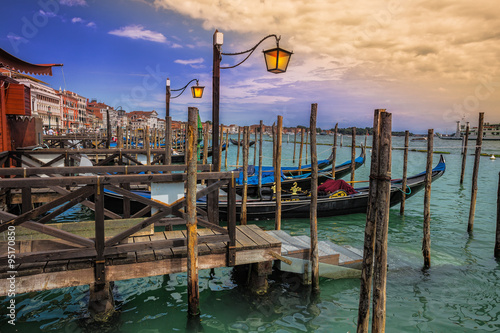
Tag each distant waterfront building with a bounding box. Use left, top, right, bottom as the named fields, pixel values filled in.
left=16, top=78, right=61, bottom=129
left=57, top=89, right=79, bottom=132
left=127, top=110, right=158, bottom=131
left=73, top=92, right=88, bottom=130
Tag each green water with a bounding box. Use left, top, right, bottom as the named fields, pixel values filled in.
left=2, top=135, right=500, bottom=332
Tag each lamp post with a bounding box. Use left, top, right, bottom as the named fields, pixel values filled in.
left=211, top=30, right=292, bottom=171
left=164, top=79, right=204, bottom=165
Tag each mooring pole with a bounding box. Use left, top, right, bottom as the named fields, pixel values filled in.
left=298, top=128, right=304, bottom=172
left=305, top=130, right=309, bottom=164
left=351, top=127, right=356, bottom=182
left=236, top=126, right=241, bottom=167
left=293, top=127, right=297, bottom=164
left=186, top=107, right=200, bottom=316
left=332, top=123, right=338, bottom=179
left=218, top=125, right=224, bottom=171
left=422, top=129, right=434, bottom=269
left=495, top=172, right=500, bottom=258
left=310, top=104, right=319, bottom=293
left=254, top=128, right=257, bottom=166
left=225, top=129, right=229, bottom=170
left=241, top=126, right=249, bottom=225
left=357, top=109, right=384, bottom=333
left=275, top=116, right=283, bottom=230
left=468, top=112, right=485, bottom=234
left=460, top=122, right=470, bottom=185
left=258, top=120, right=264, bottom=198
left=400, top=130, right=410, bottom=215
left=371, top=111, right=392, bottom=333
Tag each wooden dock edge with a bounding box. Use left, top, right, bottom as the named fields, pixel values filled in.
left=0, top=246, right=280, bottom=296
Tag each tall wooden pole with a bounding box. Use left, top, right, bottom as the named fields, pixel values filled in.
left=422, top=129, right=434, bottom=269
left=305, top=130, right=309, bottom=165
left=224, top=129, right=229, bottom=170
left=236, top=127, right=241, bottom=167
left=371, top=111, right=392, bottom=333
left=165, top=117, right=172, bottom=166
left=275, top=116, right=283, bottom=230
left=309, top=104, right=319, bottom=292
left=460, top=122, right=470, bottom=185
left=186, top=107, right=199, bottom=316
left=258, top=120, right=264, bottom=197
left=357, top=109, right=384, bottom=333
left=351, top=127, right=356, bottom=182
left=332, top=123, right=338, bottom=179
left=298, top=128, right=304, bottom=171
left=254, top=129, right=257, bottom=166
left=495, top=172, right=500, bottom=258
left=241, top=126, right=249, bottom=225
left=400, top=130, right=409, bottom=215
left=293, top=128, right=297, bottom=164
left=145, top=126, right=151, bottom=166
left=218, top=125, right=223, bottom=171
left=468, top=112, right=484, bottom=233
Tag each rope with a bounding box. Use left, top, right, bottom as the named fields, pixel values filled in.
left=393, top=184, right=411, bottom=195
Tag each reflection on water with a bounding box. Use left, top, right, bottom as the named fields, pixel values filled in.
left=1, top=136, right=500, bottom=332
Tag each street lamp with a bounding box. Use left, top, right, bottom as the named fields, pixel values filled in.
left=211, top=30, right=292, bottom=171
left=165, top=78, right=204, bottom=118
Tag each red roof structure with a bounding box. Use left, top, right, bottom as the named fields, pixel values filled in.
left=0, top=48, right=63, bottom=76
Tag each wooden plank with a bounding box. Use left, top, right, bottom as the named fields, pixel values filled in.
left=198, top=228, right=226, bottom=254
left=182, top=229, right=211, bottom=255
left=166, top=230, right=188, bottom=257
left=150, top=231, right=173, bottom=260
left=235, top=246, right=281, bottom=266
left=248, top=225, right=281, bottom=247
left=134, top=235, right=155, bottom=262
left=235, top=226, right=259, bottom=249
left=67, top=259, right=93, bottom=270
left=44, top=260, right=69, bottom=273
left=267, top=230, right=309, bottom=250
left=16, top=261, right=47, bottom=276
left=238, top=225, right=271, bottom=248
left=0, top=268, right=95, bottom=296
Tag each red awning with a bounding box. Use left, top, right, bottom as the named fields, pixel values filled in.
left=0, top=48, right=63, bottom=76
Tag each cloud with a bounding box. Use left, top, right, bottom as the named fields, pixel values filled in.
left=108, top=25, right=168, bottom=43
left=39, top=9, right=57, bottom=17
left=60, top=0, right=87, bottom=6
left=71, top=17, right=96, bottom=28
left=150, top=0, right=500, bottom=130
left=174, top=58, right=205, bottom=68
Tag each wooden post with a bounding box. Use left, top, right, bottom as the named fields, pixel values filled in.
left=309, top=104, right=319, bottom=292
left=227, top=172, right=237, bottom=266
left=186, top=107, right=200, bottom=316
left=236, top=126, right=241, bottom=167
left=241, top=126, right=249, bottom=225
left=224, top=129, right=229, bottom=170
left=495, top=173, right=500, bottom=258
left=351, top=127, right=356, bottom=182
left=258, top=120, right=264, bottom=197
left=254, top=128, right=257, bottom=166
left=305, top=130, right=309, bottom=164
left=400, top=130, right=409, bottom=215
left=468, top=112, right=484, bottom=234
left=298, top=128, right=304, bottom=172
left=165, top=116, right=172, bottom=166
left=357, top=109, right=385, bottom=333
left=106, top=109, right=111, bottom=149
left=422, top=129, right=434, bottom=269
left=275, top=116, right=283, bottom=230
left=218, top=125, right=223, bottom=171
left=460, top=122, right=470, bottom=185
left=293, top=128, right=297, bottom=164
left=340, top=134, right=343, bottom=147
left=332, top=123, right=338, bottom=179
left=371, top=111, right=392, bottom=333
left=145, top=126, right=151, bottom=166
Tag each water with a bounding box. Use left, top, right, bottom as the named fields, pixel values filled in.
left=2, top=135, right=500, bottom=332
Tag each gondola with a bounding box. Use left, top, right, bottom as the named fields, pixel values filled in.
left=201, top=155, right=446, bottom=220
left=231, top=148, right=365, bottom=197
left=170, top=143, right=227, bottom=163
left=230, top=138, right=255, bottom=147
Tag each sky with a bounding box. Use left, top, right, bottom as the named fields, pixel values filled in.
left=2, top=0, right=499, bottom=133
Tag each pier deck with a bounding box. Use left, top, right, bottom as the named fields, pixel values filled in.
left=0, top=224, right=280, bottom=296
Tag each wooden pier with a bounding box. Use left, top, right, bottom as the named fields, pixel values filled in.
left=0, top=224, right=280, bottom=296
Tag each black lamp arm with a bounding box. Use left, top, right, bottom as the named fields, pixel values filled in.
left=170, top=79, right=199, bottom=99
left=221, top=34, right=280, bottom=70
